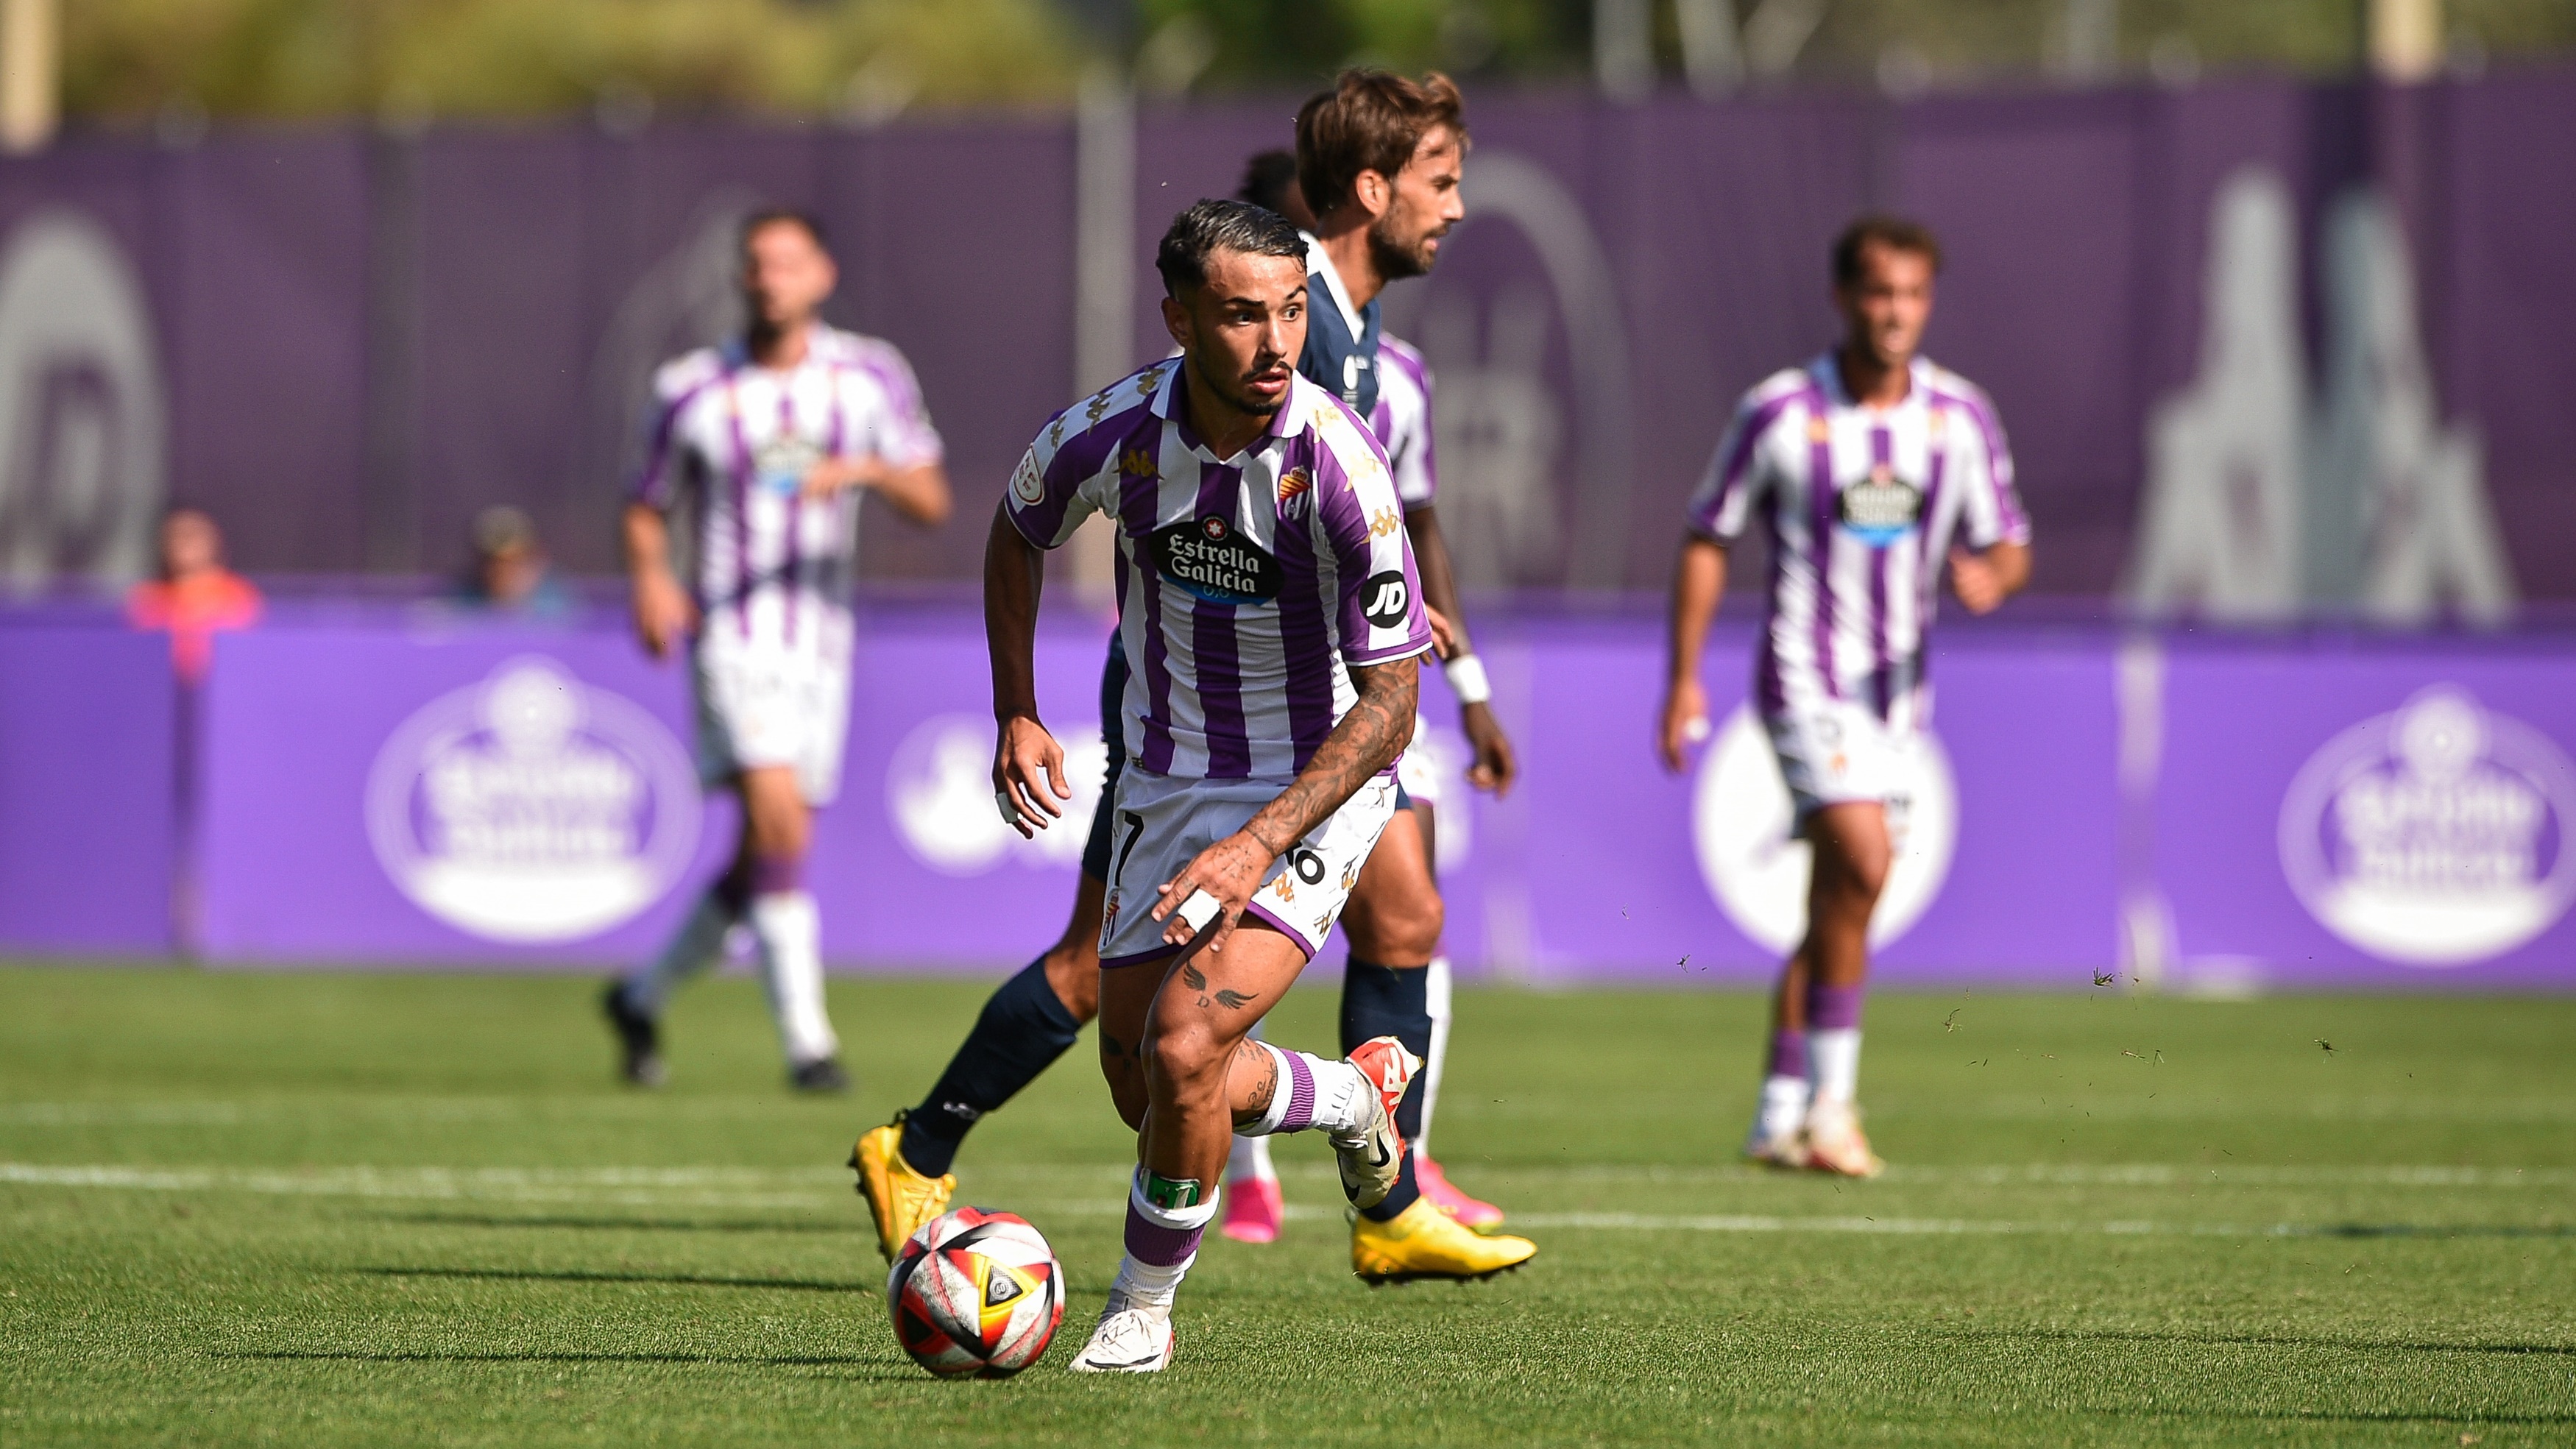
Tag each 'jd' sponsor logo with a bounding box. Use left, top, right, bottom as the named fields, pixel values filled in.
left=1837, top=465, right=1923, bottom=548
left=1153, top=514, right=1280, bottom=605
left=1360, top=571, right=1412, bottom=629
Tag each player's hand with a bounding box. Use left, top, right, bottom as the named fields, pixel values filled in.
left=1425, top=605, right=1459, bottom=660
left=630, top=571, right=698, bottom=659
left=800, top=456, right=888, bottom=499
left=1950, top=547, right=2007, bottom=614
left=1461, top=701, right=1518, bottom=798
left=1153, top=829, right=1273, bottom=957
left=1657, top=676, right=1710, bottom=774
left=991, top=715, right=1069, bottom=839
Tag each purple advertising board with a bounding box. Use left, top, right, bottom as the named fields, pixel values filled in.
left=1, top=604, right=2560, bottom=991
left=0, top=618, right=176, bottom=955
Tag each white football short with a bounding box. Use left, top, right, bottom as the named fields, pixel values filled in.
left=691, top=626, right=852, bottom=806
left=1097, top=766, right=1401, bottom=968
left=1766, top=697, right=1917, bottom=832
left=1394, top=712, right=1441, bottom=808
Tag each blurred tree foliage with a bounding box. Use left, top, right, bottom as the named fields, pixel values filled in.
left=61, top=0, right=2576, bottom=124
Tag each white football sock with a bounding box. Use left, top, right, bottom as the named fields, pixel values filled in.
left=749, top=890, right=837, bottom=1064
left=1808, top=1027, right=1861, bottom=1105
left=1755, top=1074, right=1811, bottom=1142
left=1242, top=1044, right=1373, bottom=1138
left=625, top=889, right=735, bottom=1016
left=1225, top=1131, right=1275, bottom=1185
left=1114, top=1174, right=1218, bottom=1308
left=1416, top=954, right=1453, bottom=1158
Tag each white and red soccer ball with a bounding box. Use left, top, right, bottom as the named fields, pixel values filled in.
left=888, top=1208, right=1064, bottom=1378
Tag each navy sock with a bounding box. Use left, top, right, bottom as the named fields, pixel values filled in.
left=1340, top=958, right=1431, bottom=1222
left=899, top=956, right=1082, bottom=1177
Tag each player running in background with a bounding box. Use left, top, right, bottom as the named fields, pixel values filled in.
left=994, top=199, right=1444, bottom=1372
left=1657, top=217, right=2030, bottom=1176
left=604, top=209, right=952, bottom=1092
left=1214, top=92, right=1526, bottom=1274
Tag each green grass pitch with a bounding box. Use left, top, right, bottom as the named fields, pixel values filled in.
left=1, top=966, right=2569, bottom=1446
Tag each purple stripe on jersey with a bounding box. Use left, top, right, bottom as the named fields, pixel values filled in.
left=1119, top=420, right=1178, bottom=774
left=1914, top=419, right=1952, bottom=693
left=1866, top=425, right=1892, bottom=720
left=1691, top=392, right=1797, bottom=538
left=779, top=386, right=802, bottom=647
left=1270, top=489, right=1340, bottom=768
left=1805, top=387, right=1839, bottom=701
left=1189, top=464, right=1253, bottom=777
left=1003, top=411, right=1130, bottom=551
left=1239, top=899, right=1319, bottom=963
left=722, top=368, right=755, bottom=641
left=631, top=372, right=723, bottom=507
left=1928, top=383, right=2027, bottom=540
left=1755, top=508, right=1788, bottom=715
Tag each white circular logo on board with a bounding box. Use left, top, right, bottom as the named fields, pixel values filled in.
left=366, top=659, right=703, bottom=942
left=1691, top=706, right=1958, bottom=954
left=2279, top=687, right=2576, bottom=966
left=888, top=714, right=1108, bottom=875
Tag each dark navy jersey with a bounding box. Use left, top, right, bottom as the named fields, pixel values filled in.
left=1299, top=245, right=1382, bottom=421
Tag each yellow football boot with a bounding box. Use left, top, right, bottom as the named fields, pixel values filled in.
left=1351, top=1196, right=1538, bottom=1284
left=849, top=1116, right=955, bottom=1263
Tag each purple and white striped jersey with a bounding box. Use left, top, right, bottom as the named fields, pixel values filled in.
left=631, top=326, right=944, bottom=648
left=1686, top=353, right=2030, bottom=720
left=1006, top=361, right=1434, bottom=783
left=1371, top=334, right=1437, bottom=509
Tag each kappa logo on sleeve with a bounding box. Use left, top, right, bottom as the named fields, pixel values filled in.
left=1367, top=508, right=1402, bottom=539
left=1360, top=571, right=1412, bottom=628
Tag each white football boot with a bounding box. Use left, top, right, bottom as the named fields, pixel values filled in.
left=1331, top=1035, right=1421, bottom=1209
left=1065, top=1292, right=1175, bottom=1374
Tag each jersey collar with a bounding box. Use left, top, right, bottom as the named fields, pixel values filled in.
left=1303, top=232, right=1370, bottom=344
left=1149, top=358, right=1306, bottom=463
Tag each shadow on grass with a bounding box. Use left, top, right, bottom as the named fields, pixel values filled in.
left=213, top=1349, right=912, bottom=1380
left=358, top=1266, right=872, bottom=1295
left=2289, top=1223, right=2575, bottom=1240
left=2003, top=1328, right=2575, bottom=1358
left=373, top=1212, right=852, bottom=1236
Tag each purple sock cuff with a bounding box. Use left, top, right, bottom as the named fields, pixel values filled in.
left=1807, top=983, right=1866, bottom=1032
left=1765, top=1027, right=1811, bottom=1080
left=1123, top=1202, right=1205, bottom=1268
left=749, top=854, right=804, bottom=896
left=1277, top=1049, right=1317, bottom=1133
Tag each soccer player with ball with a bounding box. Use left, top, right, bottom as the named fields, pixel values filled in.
left=1659, top=217, right=2031, bottom=1177
left=988, top=199, right=1437, bottom=1372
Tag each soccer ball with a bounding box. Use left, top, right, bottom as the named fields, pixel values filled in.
left=887, top=1207, right=1065, bottom=1378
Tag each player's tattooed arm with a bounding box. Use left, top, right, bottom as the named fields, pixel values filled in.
left=1153, top=657, right=1419, bottom=953
left=985, top=503, right=1068, bottom=836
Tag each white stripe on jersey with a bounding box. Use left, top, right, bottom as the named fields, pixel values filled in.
left=632, top=326, right=944, bottom=651
left=1685, top=353, right=2028, bottom=718
left=1372, top=334, right=1437, bottom=509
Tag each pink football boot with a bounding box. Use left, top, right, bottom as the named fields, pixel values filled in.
left=1413, top=1155, right=1506, bottom=1230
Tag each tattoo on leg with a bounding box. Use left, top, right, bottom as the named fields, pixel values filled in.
left=1100, top=1032, right=1125, bottom=1059
left=1232, top=1039, right=1277, bottom=1129
left=1214, top=988, right=1253, bottom=1010
left=1180, top=962, right=1206, bottom=990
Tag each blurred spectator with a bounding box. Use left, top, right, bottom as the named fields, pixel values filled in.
left=126, top=507, right=262, bottom=685
left=452, top=506, right=576, bottom=619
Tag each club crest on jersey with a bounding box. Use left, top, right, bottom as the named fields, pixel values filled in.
left=1836, top=465, right=1923, bottom=548
left=1276, top=467, right=1313, bottom=513
left=1152, top=514, right=1280, bottom=605
left=1010, top=452, right=1046, bottom=506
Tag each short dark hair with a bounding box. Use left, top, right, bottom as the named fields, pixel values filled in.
left=741, top=207, right=829, bottom=254
left=1833, top=216, right=1941, bottom=286
left=1236, top=149, right=1302, bottom=218
left=1155, top=199, right=1307, bottom=297
left=1295, top=69, right=1467, bottom=219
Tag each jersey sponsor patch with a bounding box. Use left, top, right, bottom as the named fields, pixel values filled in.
left=1152, top=514, right=1280, bottom=605
left=1836, top=466, right=1924, bottom=548
left=1359, top=570, right=1412, bottom=629
left=754, top=434, right=822, bottom=497
left=1009, top=452, right=1046, bottom=506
